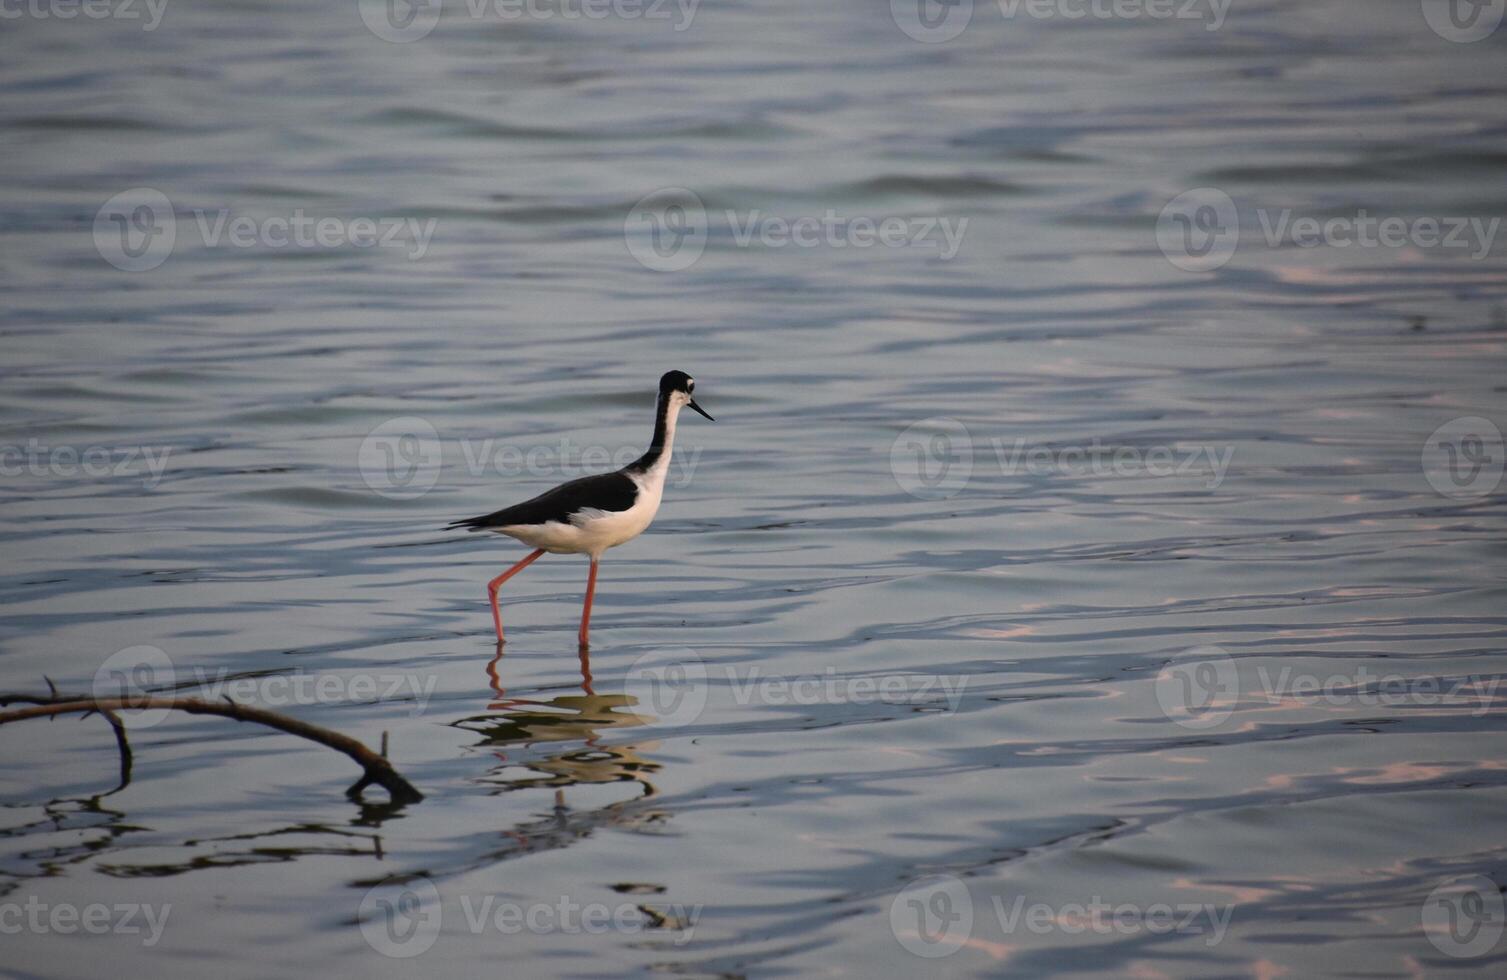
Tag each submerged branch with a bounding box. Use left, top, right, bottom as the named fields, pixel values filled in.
left=0, top=693, right=423, bottom=805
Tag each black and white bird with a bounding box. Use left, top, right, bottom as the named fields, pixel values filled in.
left=448, top=371, right=714, bottom=648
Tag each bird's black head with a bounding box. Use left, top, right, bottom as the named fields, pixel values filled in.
left=659, top=370, right=714, bottom=421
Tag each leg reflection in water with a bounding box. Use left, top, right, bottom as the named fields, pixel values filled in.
left=485, top=641, right=594, bottom=707
left=460, top=644, right=661, bottom=800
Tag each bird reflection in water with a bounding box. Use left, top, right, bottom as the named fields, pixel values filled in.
left=461, top=645, right=660, bottom=794
left=383, top=647, right=681, bottom=906
left=447, top=645, right=668, bottom=858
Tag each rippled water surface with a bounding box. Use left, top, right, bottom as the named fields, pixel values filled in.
left=2, top=1, right=1506, bottom=976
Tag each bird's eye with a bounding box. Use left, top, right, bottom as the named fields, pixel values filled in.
left=688, top=381, right=695, bottom=391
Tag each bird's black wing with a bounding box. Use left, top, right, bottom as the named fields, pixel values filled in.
left=446, top=471, right=640, bottom=532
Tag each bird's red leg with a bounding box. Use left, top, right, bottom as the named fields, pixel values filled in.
left=487, top=549, right=545, bottom=642
left=578, top=559, right=599, bottom=650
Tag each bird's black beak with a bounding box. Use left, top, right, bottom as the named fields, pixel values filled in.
left=688, top=398, right=715, bottom=421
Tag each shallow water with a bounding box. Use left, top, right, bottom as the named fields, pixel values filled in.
left=2, top=1, right=1506, bottom=976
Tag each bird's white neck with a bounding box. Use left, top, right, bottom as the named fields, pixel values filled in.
left=627, top=392, right=683, bottom=481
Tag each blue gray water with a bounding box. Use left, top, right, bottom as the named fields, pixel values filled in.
left=2, top=1, right=1506, bottom=976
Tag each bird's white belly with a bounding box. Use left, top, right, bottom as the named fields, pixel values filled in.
left=495, top=484, right=662, bottom=558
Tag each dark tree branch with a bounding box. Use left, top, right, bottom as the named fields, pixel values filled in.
left=0, top=693, right=423, bottom=805
left=100, top=708, right=133, bottom=793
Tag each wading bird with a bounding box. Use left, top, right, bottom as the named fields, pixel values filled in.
left=448, top=371, right=713, bottom=648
